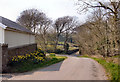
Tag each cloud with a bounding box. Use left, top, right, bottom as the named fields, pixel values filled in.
left=0, top=0, right=87, bottom=23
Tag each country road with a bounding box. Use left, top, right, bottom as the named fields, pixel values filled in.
left=7, top=55, right=108, bottom=80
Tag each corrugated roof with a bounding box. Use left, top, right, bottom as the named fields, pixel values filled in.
left=0, top=16, right=34, bottom=34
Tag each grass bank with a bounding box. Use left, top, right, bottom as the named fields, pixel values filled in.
left=79, top=55, right=120, bottom=81
left=8, top=55, right=67, bottom=73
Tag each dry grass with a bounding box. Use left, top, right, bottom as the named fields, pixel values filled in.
left=90, top=55, right=119, bottom=64
left=105, top=57, right=118, bottom=64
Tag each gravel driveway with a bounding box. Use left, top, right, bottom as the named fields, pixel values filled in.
left=7, top=56, right=107, bottom=80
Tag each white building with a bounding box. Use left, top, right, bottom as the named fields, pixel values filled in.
left=0, top=16, right=35, bottom=48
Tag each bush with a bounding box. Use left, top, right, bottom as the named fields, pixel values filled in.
left=55, top=49, right=64, bottom=54
left=46, top=49, right=54, bottom=53
left=37, top=48, right=46, bottom=58
left=8, top=48, right=45, bottom=66
left=50, top=53, right=56, bottom=57
left=64, top=43, right=69, bottom=53
left=46, top=49, right=64, bottom=54
left=67, top=49, right=79, bottom=55
left=92, top=57, right=120, bottom=81
left=8, top=55, right=67, bottom=73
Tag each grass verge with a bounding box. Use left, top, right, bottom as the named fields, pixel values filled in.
left=9, top=55, right=67, bottom=73
left=79, top=55, right=120, bottom=81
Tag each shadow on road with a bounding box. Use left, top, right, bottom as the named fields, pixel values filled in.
left=0, top=74, right=13, bottom=80
left=39, top=61, right=64, bottom=71
left=2, top=52, right=80, bottom=79
left=12, top=61, right=64, bottom=77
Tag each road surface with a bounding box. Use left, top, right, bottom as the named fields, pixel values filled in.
left=7, top=56, right=107, bottom=80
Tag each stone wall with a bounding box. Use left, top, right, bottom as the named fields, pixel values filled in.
left=0, top=44, right=9, bottom=72
left=8, top=43, right=37, bottom=60
left=0, top=43, right=37, bottom=72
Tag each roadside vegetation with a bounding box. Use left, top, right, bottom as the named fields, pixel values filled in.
left=7, top=49, right=67, bottom=73
left=79, top=55, right=120, bottom=81
left=39, top=41, right=79, bottom=55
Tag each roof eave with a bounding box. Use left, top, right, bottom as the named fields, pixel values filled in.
left=6, top=27, right=35, bottom=35
left=0, top=23, right=7, bottom=29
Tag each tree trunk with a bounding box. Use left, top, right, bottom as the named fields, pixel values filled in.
left=54, top=34, right=59, bottom=52
left=64, top=32, right=69, bottom=53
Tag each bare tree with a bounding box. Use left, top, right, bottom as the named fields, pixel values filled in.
left=76, top=0, right=120, bottom=56
left=17, top=8, right=46, bottom=33
left=36, top=18, right=52, bottom=51
left=17, top=8, right=53, bottom=51
left=53, top=16, right=76, bottom=51
left=74, top=8, right=111, bottom=56
left=63, top=17, right=78, bottom=53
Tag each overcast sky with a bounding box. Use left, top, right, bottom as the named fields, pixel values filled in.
left=0, top=0, right=89, bottom=23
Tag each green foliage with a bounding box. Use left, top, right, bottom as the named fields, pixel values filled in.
left=55, top=49, right=64, bottom=54
left=79, top=56, right=120, bottom=81
left=50, top=53, right=56, bottom=57
left=58, top=41, right=64, bottom=45
left=9, top=48, right=45, bottom=66
left=79, top=55, right=89, bottom=58
left=112, top=55, right=120, bottom=58
left=47, top=49, right=64, bottom=54
left=92, top=58, right=119, bottom=81
left=45, top=41, right=78, bottom=54
left=8, top=55, right=67, bottom=73
left=67, top=49, right=79, bottom=55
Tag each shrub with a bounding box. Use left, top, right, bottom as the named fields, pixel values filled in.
left=64, top=43, right=69, bottom=53
left=67, top=49, right=79, bottom=55
left=50, top=53, right=56, bottom=57
left=9, top=48, right=45, bottom=65
left=55, top=49, right=64, bottom=54
left=37, top=48, right=46, bottom=58
left=46, top=49, right=64, bottom=54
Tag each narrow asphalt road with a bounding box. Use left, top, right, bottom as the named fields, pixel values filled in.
left=8, top=56, right=107, bottom=80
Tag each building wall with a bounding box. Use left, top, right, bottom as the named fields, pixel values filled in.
left=8, top=43, right=37, bottom=59
left=30, top=34, right=35, bottom=44
left=5, top=30, right=35, bottom=48
left=0, top=27, right=5, bottom=44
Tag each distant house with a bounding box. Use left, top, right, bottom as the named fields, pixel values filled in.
left=0, top=16, right=35, bottom=48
